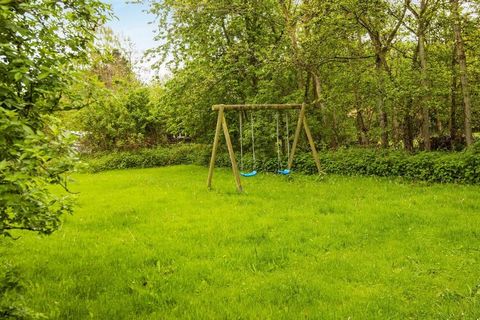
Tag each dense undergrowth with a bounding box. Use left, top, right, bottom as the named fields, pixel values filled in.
left=83, top=143, right=480, bottom=184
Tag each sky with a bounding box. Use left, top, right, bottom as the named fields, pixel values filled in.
left=105, top=0, right=165, bottom=82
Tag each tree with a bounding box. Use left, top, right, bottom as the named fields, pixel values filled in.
left=450, top=0, right=474, bottom=146
left=146, top=0, right=295, bottom=143
left=405, top=0, right=440, bottom=150
left=343, top=0, right=407, bottom=147
left=1, top=1, right=109, bottom=316
left=0, top=0, right=109, bottom=237
left=143, top=0, right=478, bottom=151
left=67, top=28, right=167, bottom=151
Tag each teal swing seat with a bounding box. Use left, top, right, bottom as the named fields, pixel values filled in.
left=277, top=169, right=291, bottom=175
left=241, top=170, right=257, bottom=177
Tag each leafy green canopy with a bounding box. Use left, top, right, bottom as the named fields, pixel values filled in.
left=0, top=0, right=109, bottom=237
left=145, top=0, right=303, bottom=142
left=145, top=0, right=479, bottom=150
left=64, top=27, right=167, bottom=152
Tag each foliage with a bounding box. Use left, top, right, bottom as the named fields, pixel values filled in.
left=84, top=144, right=214, bottom=172
left=84, top=143, right=480, bottom=184
left=0, top=0, right=109, bottom=236
left=63, top=28, right=168, bottom=152
left=65, top=0, right=480, bottom=156
left=288, top=147, right=480, bottom=184
left=142, top=0, right=480, bottom=150
left=1, top=166, right=479, bottom=318
left=0, top=110, right=78, bottom=237
left=76, top=86, right=166, bottom=151
left=143, top=0, right=302, bottom=144
left=0, top=0, right=108, bottom=315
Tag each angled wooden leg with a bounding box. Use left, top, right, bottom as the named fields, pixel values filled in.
left=303, top=114, right=322, bottom=175
left=207, top=108, right=224, bottom=189
left=222, top=114, right=243, bottom=192
left=288, top=103, right=306, bottom=170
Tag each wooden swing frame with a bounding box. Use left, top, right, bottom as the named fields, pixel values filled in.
left=207, top=103, right=322, bottom=192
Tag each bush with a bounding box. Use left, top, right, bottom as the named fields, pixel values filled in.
left=84, top=144, right=480, bottom=184
left=76, top=87, right=168, bottom=152
left=314, top=148, right=480, bottom=184
left=85, top=144, right=215, bottom=172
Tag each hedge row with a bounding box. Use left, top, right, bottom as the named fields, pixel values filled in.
left=306, top=149, right=480, bottom=184
left=84, top=144, right=213, bottom=172
left=84, top=143, right=480, bottom=184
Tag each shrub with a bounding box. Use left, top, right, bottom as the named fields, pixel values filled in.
left=84, top=144, right=480, bottom=184
left=85, top=144, right=212, bottom=172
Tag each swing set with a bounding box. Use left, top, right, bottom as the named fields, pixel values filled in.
left=207, top=103, right=322, bottom=192
left=238, top=109, right=291, bottom=177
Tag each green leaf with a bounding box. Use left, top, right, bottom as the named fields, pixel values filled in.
left=0, top=160, right=8, bottom=170
left=38, top=72, right=50, bottom=80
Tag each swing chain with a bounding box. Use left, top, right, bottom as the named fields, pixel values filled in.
left=250, top=113, right=256, bottom=169
left=276, top=112, right=281, bottom=170
left=239, top=112, right=244, bottom=171
left=240, top=110, right=290, bottom=174
left=285, top=111, right=290, bottom=160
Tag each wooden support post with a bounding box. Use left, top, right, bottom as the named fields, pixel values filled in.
left=222, top=114, right=243, bottom=192
left=288, top=103, right=306, bottom=170
left=303, top=114, right=322, bottom=175
left=207, top=107, right=224, bottom=189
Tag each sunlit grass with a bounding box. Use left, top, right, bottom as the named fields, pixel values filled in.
left=2, top=165, right=480, bottom=319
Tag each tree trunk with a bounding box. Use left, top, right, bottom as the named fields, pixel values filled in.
left=418, top=16, right=431, bottom=150
left=331, top=105, right=339, bottom=148
left=403, top=108, right=415, bottom=152
left=376, top=54, right=389, bottom=148
left=312, top=72, right=327, bottom=126
left=392, top=106, right=400, bottom=147
left=450, top=42, right=459, bottom=144
left=451, top=0, right=473, bottom=146
left=304, top=71, right=311, bottom=102
left=435, top=113, right=443, bottom=134
left=354, top=85, right=369, bottom=146
left=356, top=110, right=369, bottom=146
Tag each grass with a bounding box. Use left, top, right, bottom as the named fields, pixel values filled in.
left=2, top=165, right=480, bottom=319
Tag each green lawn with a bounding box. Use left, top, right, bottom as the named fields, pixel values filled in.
left=2, top=165, right=480, bottom=319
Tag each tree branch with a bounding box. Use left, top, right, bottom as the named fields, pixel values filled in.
left=406, top=0, right=419, bottom=18
left=2, top=225, right=39, bottom=231
left=340, top=5, right=375, bottom=36
left=386, top=3, right=408, bottom=46
left=331, top=55, right=376, bottom=61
